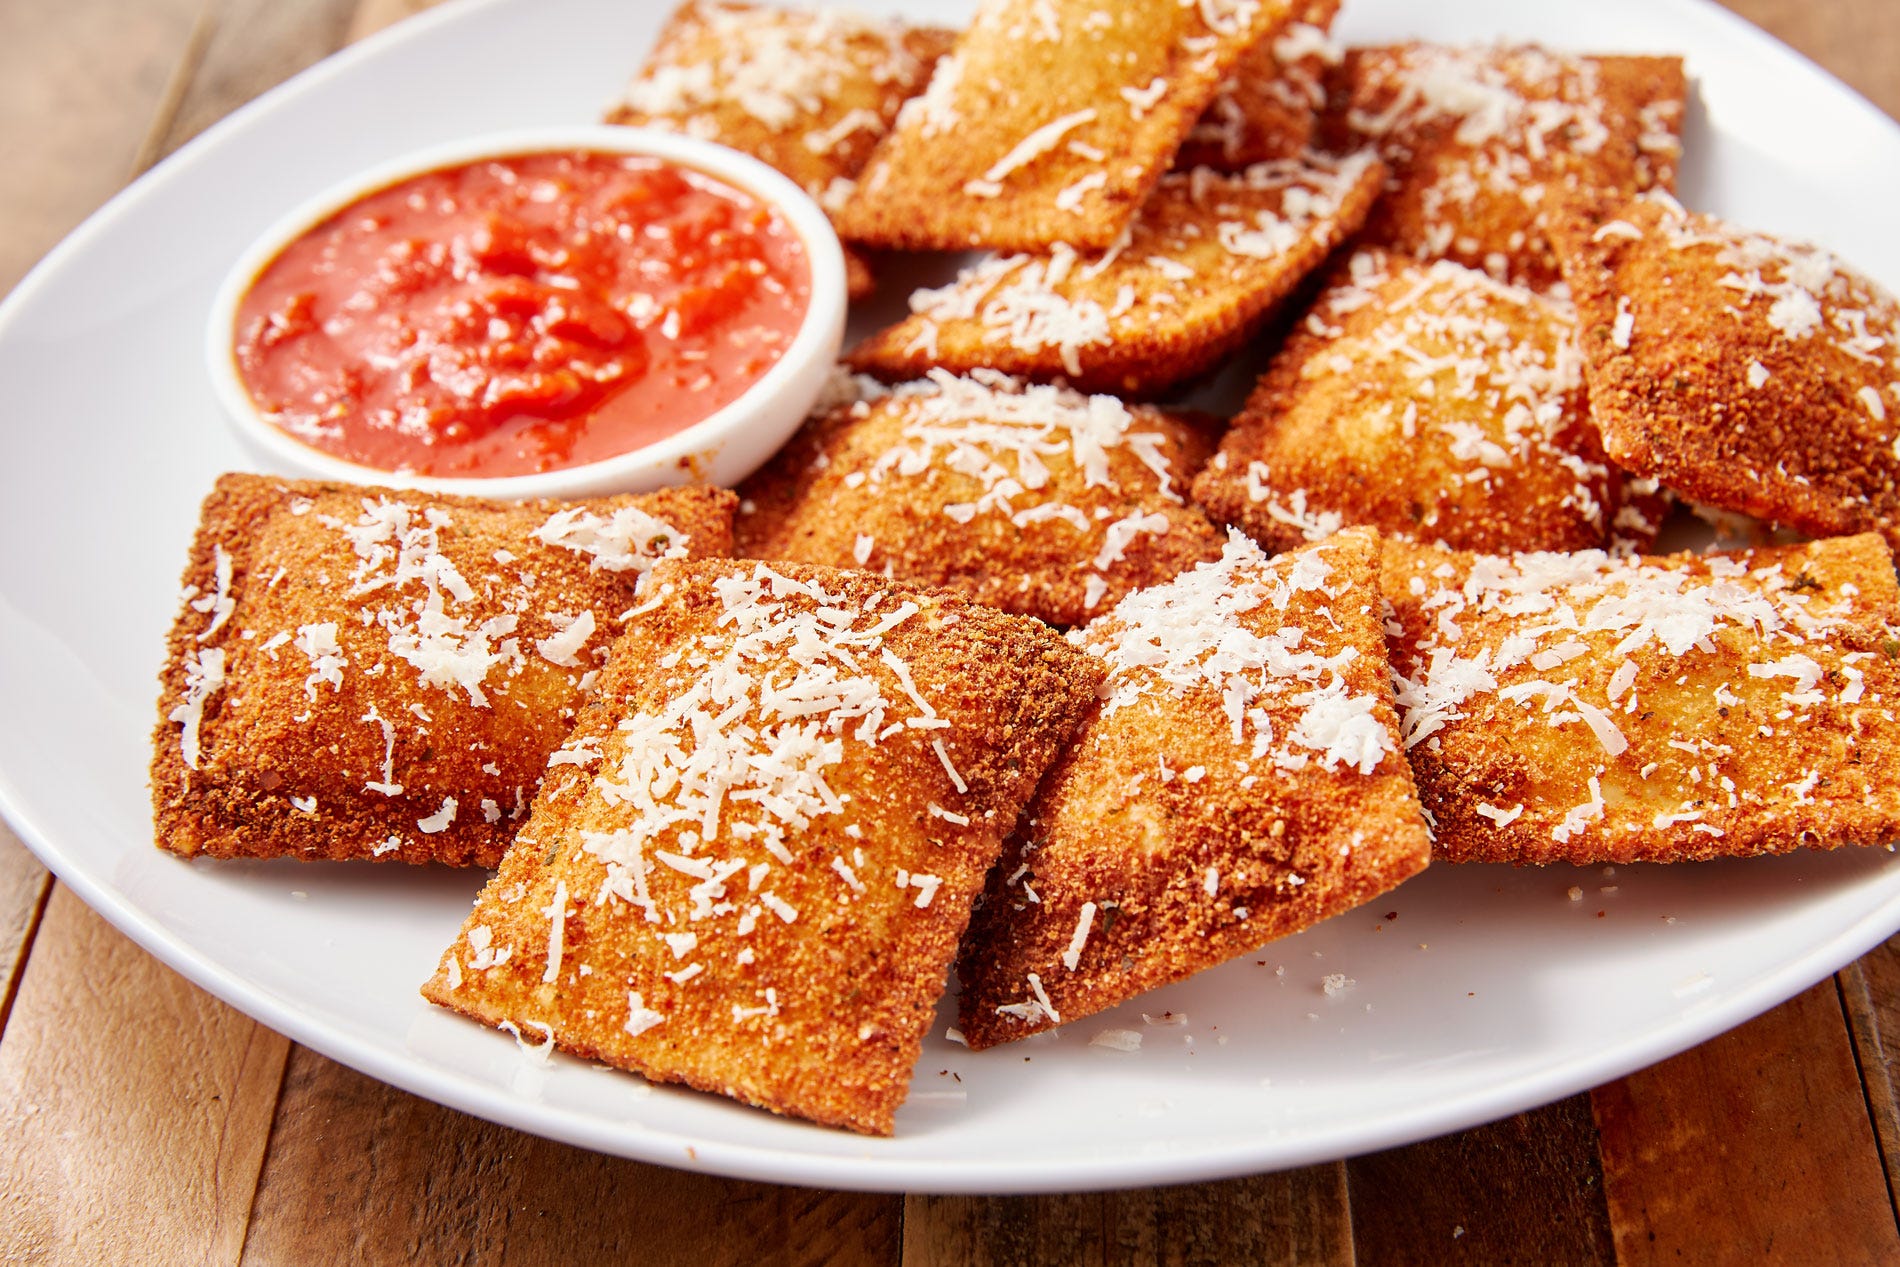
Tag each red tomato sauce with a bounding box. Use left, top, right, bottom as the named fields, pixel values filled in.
left=233, top=151, right=811, bottom=478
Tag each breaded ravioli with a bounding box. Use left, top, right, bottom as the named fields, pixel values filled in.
left=1384, top=536, right=1900, bottom=866
left=835, top=0, right=1299, bottom=252
left=849, top=152, right=1383, bottom=396
left=422, top=560, right=1103, bottom=1135
left=151, top=475, right=734, bottom=867
left=606, top=2, right=955, bottom=300
left=1327, top=44, right=1684, bottom=287
left=1552, top=191, right=1900, bottom=553
left=958, top=529, right=1430, bottom=1047
left=1193, top=249, right=1659, bottom=555
left=735, top=371, right=1225, bottom=625
left=1176, top=0, right=1341, bottom=171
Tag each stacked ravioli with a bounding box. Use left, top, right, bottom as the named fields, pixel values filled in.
left=149, top=0, right=1900, bottom=1135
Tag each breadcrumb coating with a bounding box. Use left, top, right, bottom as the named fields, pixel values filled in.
left=735, top=370, right=1225, bottom=626
left=849, top=152, right=1384, bottom=397
left=1326, top=44, right=1684, bottom=287
left=836, top=0, right=1299, bottom=252
left=1384, top=535, right=1900, bottom=865
left=151, top=474, right=734, bottom=866
left=959, top=528, right=1429, bottom=1046
left=422, top=559, right=1102, bottom=1134
left=1552, top=190, right=1900, bottom=553
left=1176, top=0, right=1342, bottom=171
left=1194, top=248, right=1659, bottom=555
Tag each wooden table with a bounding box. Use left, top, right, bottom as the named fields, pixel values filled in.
left=2, top=2, right=1898, bottom=1261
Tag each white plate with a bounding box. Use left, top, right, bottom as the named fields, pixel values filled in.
left=3, top=0, right=1899, bottom=1195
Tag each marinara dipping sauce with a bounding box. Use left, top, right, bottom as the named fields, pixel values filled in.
left=232, top=151, right=812, bottom=478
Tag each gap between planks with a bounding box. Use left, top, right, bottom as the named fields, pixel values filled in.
left=239, top=1045, right=900, bottom=1267
left=1593, top=977, right=1900, bottom=1264
left=0, top=0, right=215, bottom=1037
left=0, top=0, right=399, bottom=1261
left=4, top=0, right=1900, bottom=1262
left=1346, top=1094, right=1614, bottom=1264
left=900, top=1164, right=1352, bottom=1267
left=1839, top=936, right=1900, bottom=1229
left=0, top=831, right=52, bottom=1041
left=0, top=888, right=290, bottom=1262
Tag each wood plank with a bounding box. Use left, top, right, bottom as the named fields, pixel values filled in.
left=0, top=0, right=362, bottom=1033
left=151, top=0, right=358, bottom=159
left=347, top=0, right=442, bottom=44
left=238, top=1044, right=900, bottom=1266
left=1593, top=979, right=1900, bottom=1264
left=1839, top=935, right=1900, bottom=1222
left=0, top=0, right=206, bottom=293
left=0, top=1, right=398, bottom=1260
left=901, top=1164, right=1352, bottom=1267
left=0, top=4, right=1894, bottom=1267
left=0, top=887, right=290, bottom=1263
left=1718, top=0, right=1900, bottom=121
left=0, top=829, right=51, bottom=1039
left=1344, top=1094, right=1612, bottom=1265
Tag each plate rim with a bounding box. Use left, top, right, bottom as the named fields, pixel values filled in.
left=3, top=0, right=1899, bottom=1194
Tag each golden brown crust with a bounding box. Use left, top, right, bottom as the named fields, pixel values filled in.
left=605, top=1, right=956, bottom=301
left=734, top=373, right=1225, bottom=626
left=848, top=153, right=1384, bottom=397
left=957, top=528, right=1430, bottom=1047
left=1326, top=44, right=1685, bottom=288
left=150, top=474, right=735, bottom=867
left=1175, top=0, right=1341, bottom=171
left=835, top=0, right=1299, bottom=252
left=1550, top=191, right=1900, bottom=552
left=1193, top=248, right=1650, bottom=555
left=421, top=559, right=1104, bottom=1135
left=1383, top=535, right=1900, bottom=865
left=842, top=247, right=878, bottom=302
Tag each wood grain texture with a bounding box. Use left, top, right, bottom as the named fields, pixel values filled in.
left=1345, top=1094, right=1612, bottom=1266
left=152, top=0, right=358, bottom=158
left=902, top=1164, right=1352, bottom=1267
left=1719, top=0, right=1900, bottom=119
left=1840, top=936, right=1900, bottom=1222
left=0, top=0, right=204, bottom=292
left=0, top=1, right=1897, bottom=1264
left=1593, top=980, right=1900, bottom=1265
left=0, top=4, right=308, bottom=1257
left=240, top=1044, right=901, bottom=1267
left=0, top=830, right=50, bottom=1039
left=0, top=3, right=396, bottom=1260
left=347, top=0, right=443, bottom=43
left=0, top=887, right=290, bottom=1264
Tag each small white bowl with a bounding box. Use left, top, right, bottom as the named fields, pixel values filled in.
left=205, top=126, right=847, bottom=499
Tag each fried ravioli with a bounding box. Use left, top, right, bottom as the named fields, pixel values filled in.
left=957, top=528, right=1430, bottom=1047
left=1176, top=0, right=1341, bottom=171
left=421, top=560, right=1103, bottom=1135
left=734, top=371, right=1224, bottom=626
left=849, top=152, right=1383, bottom=396
left=1327, top=44, right=1685, bottom=288
left=835, top=0, right=1299, bottom=253
left=151, top=475, right=734, bottom=867
left=1384, top=535, right=1900, bottom=865
left=1193, top=249, right=1654, bottom=555
left=1552, top=191, right=1900, bottom=552
left=606, top=2, right=956, bottom=298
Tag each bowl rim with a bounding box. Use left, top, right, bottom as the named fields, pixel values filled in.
left=204, top=124, right=848, bottom=499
